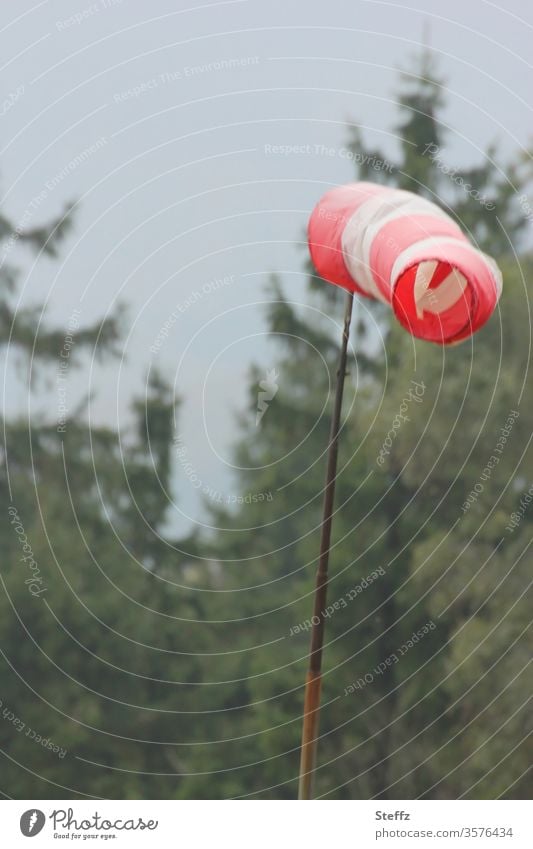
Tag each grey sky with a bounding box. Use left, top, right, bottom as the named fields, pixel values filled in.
left=1, top=0, right=531, bottom=532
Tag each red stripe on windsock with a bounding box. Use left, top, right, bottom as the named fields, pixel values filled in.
left=307, top=182, right=387, bottom=296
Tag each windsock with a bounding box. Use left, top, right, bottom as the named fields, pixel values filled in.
left=308, top=182, right=502, bottom=344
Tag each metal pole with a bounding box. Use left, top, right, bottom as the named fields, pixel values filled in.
left=298, top=289, right=354, bottom=800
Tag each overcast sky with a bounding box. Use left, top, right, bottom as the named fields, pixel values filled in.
left=1, top=0, right=531, bottom=532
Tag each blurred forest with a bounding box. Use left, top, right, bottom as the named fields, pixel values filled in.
left=1, top=52, right=532, bottom=799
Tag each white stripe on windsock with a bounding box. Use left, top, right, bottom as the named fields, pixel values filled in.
left=390, top=236, right=503, bottom=296
left=413, top=263, right=468, bottom=318
left=413, top=260, right=438, bottom=319
left=341, top=194, right=392, bottom=301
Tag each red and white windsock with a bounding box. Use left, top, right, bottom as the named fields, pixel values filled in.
left=308, top=182, right=502, bottom=344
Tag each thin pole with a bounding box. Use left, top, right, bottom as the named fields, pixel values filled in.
left=298, top=289, right=354, bottom=800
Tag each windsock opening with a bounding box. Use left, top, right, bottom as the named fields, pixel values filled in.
left=392, top=260, right=475, bottom=344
